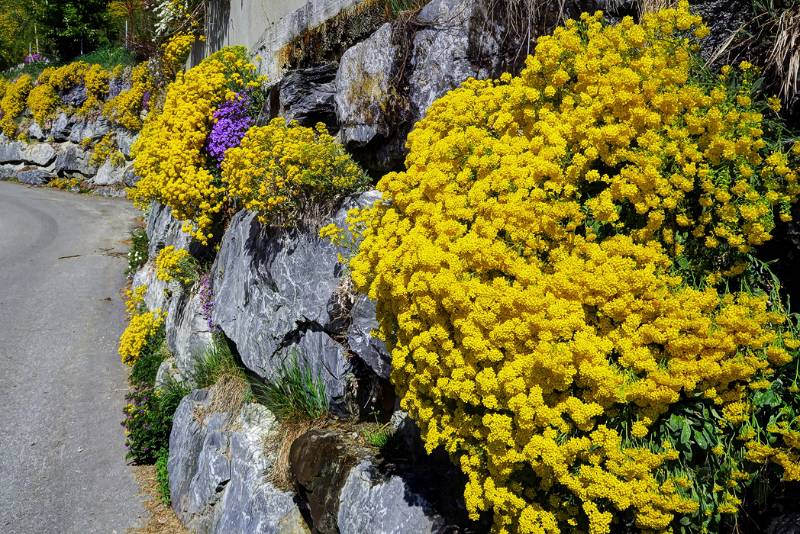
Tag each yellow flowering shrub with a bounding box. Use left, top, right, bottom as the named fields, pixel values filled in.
left=130, top=46, right=265, bottom=243
left=27, top=62, right=92, bottom=123
left=0, top=74, right=32, bottom=137
left=154, top=245, right=198, bottom=286
left=79, top=63, right=111, bottom=115
left=222, top=118, right=368, bottom=225
left=103, top=63, right=154, bottom=131
left=346, top=4, right=800, bottom=533
left=119, top=309, right=165, bottom=365
left=90, top=132, right=125, bottom=167
left=161, top=33, right=198, bottom=76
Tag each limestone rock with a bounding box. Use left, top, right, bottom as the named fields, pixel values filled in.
left=68, top=116, right=111, bottom=143
left=169, top=390, right=308, bottom=533
left=0, top=135, right=24, bottom=163
left=27, top=122, right=45, bottom=141
left=408, top=0, right=483, bottom=120
left=334, top=23, right=399, bottom=148
left=347, top=294, right=391, bottom=380
left=21, top=143, right=56, bottom=167
left=279, top=64, right=338, bottom=130
left=289, top=429, right=448, bottom=534
left=166, top=288, right=214, bottom=377
left=145, top=202, right=194, bottom=260
left=50, top=112, right=76, bottom=142
left=16, top=166, right=53, bottom=185
left=92, top=159, right=130, bottom=186
left=116, top=129, right=137, bottom=158
left=54, top=143, right=96, bottom=176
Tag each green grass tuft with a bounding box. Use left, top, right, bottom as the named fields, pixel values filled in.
left=253, top=352, right=329, bottom=421
left=364, top=425, right=393, bottom=449
left=191, top=336, right=246, bottom=389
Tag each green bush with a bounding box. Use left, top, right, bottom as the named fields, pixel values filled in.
left=126, top=226, right=149, bottom=275
left=253, top=352, right=329, bottom=421
left=155, top=448, right=171, bottom=505
left=123, top=378, right=189, bottom=464
left=129, top=331, right=167, bottom=390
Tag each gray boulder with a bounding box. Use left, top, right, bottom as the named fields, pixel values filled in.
left=92, top=159, right=130, bottom=186
left=408, top=0, right=487, bottom=120
left=0, top=135, right=24, bottom=163
left=335, top=23, right=399, bottom=148
left=27, top=122, right=45, bottom=141
left=169, top=390, right=309, bottom=534
left=54, top=143, right=96, bottom=176
left=0, top=164, right=21, bottom=180
left=60, top=85, right=87, bottom=108
left=145, top=202, right=194, bottom=260
left=347, top=295, right=391, bottom=380
left=68, top=116, right=111, bottom=143
left=166, top=288, right=214, bottom=377
left=16, top=166, right=53, bottom=185
left=289, top=429, right=447, bottom=534
left=50, top=112, right=76, bottom=142
left=279, top=64, right=338, bottom=131
left=21, top=143, right=56, bottom=166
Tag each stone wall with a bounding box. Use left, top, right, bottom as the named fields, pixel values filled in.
left=0, top=112, right=137, bottom=195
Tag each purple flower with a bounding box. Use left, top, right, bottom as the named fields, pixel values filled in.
left=141, top=90, right=151, bottom=111
left=206, top=93, right=253, bottom=165
left=24, top=53, right=48, bottom=65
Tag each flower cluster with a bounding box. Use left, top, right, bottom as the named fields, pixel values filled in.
left=90, top=132, right=125, bottom=167
left=24, top=53, right=48, bottom=65
left=118, top=308, right=165, bottom=365
left=80, top=63, right=111, bottom=115
left=103, top=63, right=154, bottom=131
left=0, top=74, right=32, bottom=137
left=161, top=33, right=198, bottom=76
left=154, top=245, right=199, bottom=286
left=206, top=91, right=253, bottom=165
left=346, top=4, right=800, bottom=533
left=27, top=62, right=92, bottom=123
left=129, top=46, right=265, bottom=243
left=222, top=118, right=368, bottom=225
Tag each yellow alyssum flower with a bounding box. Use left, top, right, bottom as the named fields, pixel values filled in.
left=0, top=74, right=32, bottom=136
left=118, top=309, right=164, bottom=365
left=344, top=3, right=800, bottom=532
left=222, top=118, right=367, bottom=226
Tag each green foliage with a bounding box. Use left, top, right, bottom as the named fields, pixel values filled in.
left=253, top=352, right=329, bottom=421
left=127, top=226, right=149, bottom=275
left=76, top=45, right=136, bottom=69
left=155, top=447, right=171, bottom=505
left=190, top=336, right=246, bottom=389
left=123, top=378, right=190, bottom=464
left=129, top=335, right=168, bottom=390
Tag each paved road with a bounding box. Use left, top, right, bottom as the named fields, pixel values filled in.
left=0, top=182, right=145, bottom=533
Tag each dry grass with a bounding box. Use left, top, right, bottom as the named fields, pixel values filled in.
left=127, top=465, right=188, bottom=534
left=264, top=419, right=324, bottom=490
left=637, top=0, right=677, bottom=15
left=769, top=5, right=800, bottom=105
left=198, top=373, right=252, bottom=426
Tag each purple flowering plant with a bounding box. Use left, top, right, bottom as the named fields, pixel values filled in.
left=206, top=92, right=254, bottom=166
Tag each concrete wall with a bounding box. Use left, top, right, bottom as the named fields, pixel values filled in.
left=194, top=0, right=365, bottom=82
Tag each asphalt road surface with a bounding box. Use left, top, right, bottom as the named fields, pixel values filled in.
left=0, top=182, right=145, bottom=533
